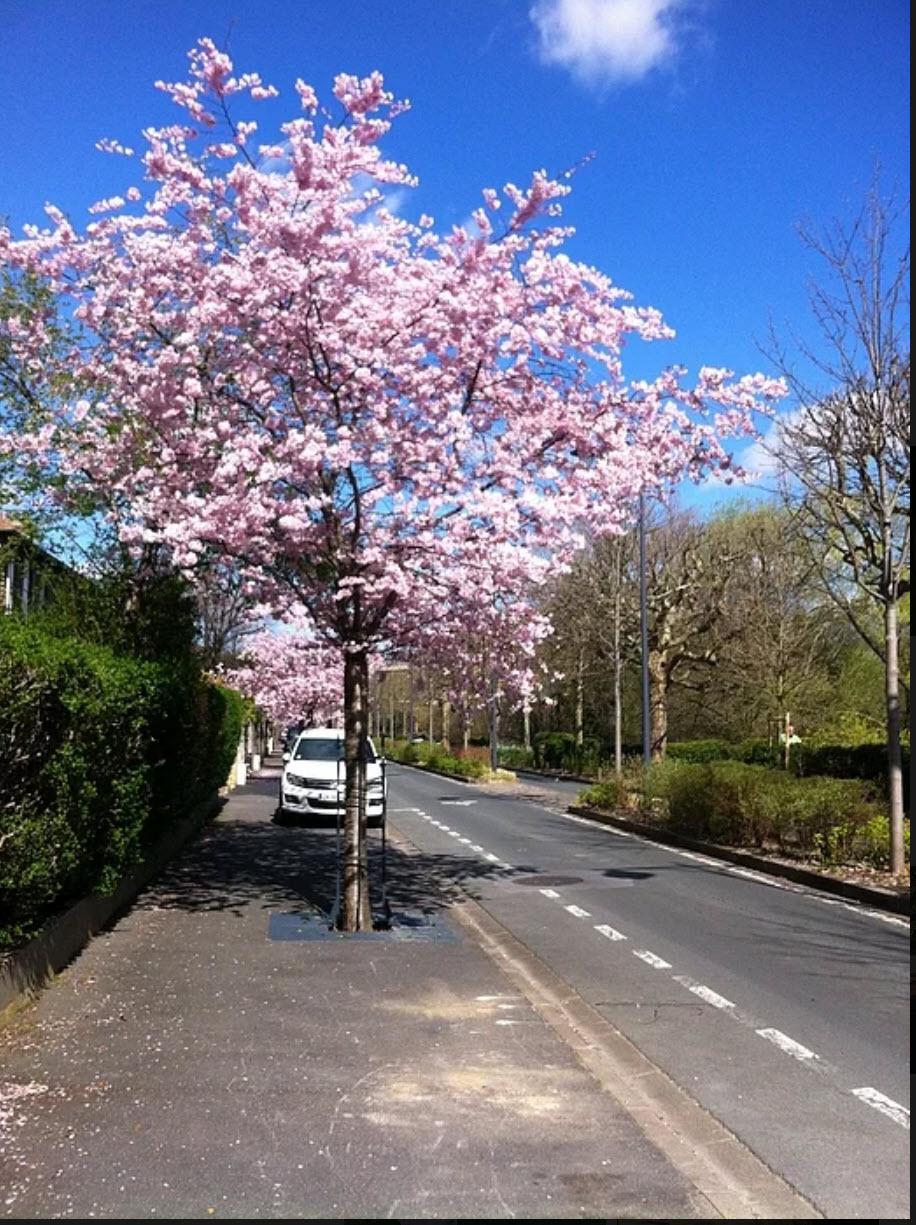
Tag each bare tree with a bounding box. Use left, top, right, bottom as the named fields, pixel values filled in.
left=642, top=509, right=740, bottom=758
left=710, top=504, right=838, bottom=738
left=195, top=558, right=258, bottom=669
left=768, top=183, right=910, bottom=872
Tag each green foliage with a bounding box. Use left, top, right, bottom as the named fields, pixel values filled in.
left=579, top=756, right=895, bottom=868
left=794, top=741, right=909, bottom=794
left=498, top=745, right=535, bottom=769
left=533, top=731, right=601, bottom=773
left=666, top=738, right=780, bottom=766
left=386, top=739, right=489, bottom=779
left=0, top=618, right=243, bottom=949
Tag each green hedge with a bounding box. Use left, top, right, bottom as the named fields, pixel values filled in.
left=579, top=759, right=906, bottom=870
left=498, top=745, right=535, bottom=769
left=794, top=741, right=909, bottom=799
left=386, top=739, right=489, bottom=779
left=666, top=738, right=780, bottom=766
left=0, top=619, right=243, bottom=948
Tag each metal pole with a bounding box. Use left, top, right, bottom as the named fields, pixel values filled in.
left=639, top=493, right=651, bottom=767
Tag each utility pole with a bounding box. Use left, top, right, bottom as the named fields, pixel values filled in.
left=639, top=493, right=651, bottom=767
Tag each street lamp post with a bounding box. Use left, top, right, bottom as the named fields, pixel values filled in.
left=639, top=493, right=651, bottom=767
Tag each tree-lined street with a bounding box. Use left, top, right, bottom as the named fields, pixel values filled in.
left=0, top=5, right=908, bottom=1219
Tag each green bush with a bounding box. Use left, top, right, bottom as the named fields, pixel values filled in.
left=386, top=739, right=489, bottom=779
left=794, top=742, right=910, bottom=801
left=578, top=755, right=896, bottom=869
left=666, top=738, right=779, bottom=766
left=533, top=731, right=601, bottom=773
left=0, top=618, right=243, bottom=949
left=498, top=745, right=535, bottom=769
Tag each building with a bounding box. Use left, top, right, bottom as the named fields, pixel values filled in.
left=0, top=515, right=70, bottom=616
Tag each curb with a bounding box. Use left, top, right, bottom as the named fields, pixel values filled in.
left=516, top=766, right=597, bottom=785
left=568, top=805, right=910, bottom=916
left=0, top=793, right=225, bottom=1023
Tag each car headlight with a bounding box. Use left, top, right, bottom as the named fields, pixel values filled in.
left=285, top=772, right=309, bottom=787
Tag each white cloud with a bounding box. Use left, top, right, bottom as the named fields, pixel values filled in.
left=529, top=0, right=696, bottom=88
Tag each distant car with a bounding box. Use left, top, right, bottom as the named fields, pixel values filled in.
left=279, top=728, right=386, bottom=828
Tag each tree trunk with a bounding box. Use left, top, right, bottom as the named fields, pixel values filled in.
left=885, top=598, right=906, bottom=874
left=407, top=665, right=416, bottom=738
left=488, top=694, right=499, bottom=773
left=575, top=651, right=585, bottom=748
left=428, top=698, right=434, bottom=746
left=523, top=700, right=531, bottom=752
left=613, top=576, right=623, bottom=776
left=442, top=697, right=451, bottom=751
left=341, top=647, right=372, bottom=932
left=649, top=650, right=668, bottom=760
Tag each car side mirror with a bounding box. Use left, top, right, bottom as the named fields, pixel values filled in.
left=282, top=752, right=291, bottom=762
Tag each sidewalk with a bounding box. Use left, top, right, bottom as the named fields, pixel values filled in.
left=1, top=763, right=710, bottom=1220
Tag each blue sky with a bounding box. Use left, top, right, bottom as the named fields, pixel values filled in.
left=1, top=0, right=909, bottom=513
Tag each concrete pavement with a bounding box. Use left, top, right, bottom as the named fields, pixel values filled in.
left=1, top=765, right=720, bottom=1220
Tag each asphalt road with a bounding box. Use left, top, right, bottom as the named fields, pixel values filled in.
left=385, top=763, right=911, bottom=1220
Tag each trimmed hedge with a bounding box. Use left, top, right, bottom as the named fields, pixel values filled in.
left=579, top=759, right=907, bottom=870
left=0, top=619, right=244, bottom=948
left=793, top=741, right=910, bottom=801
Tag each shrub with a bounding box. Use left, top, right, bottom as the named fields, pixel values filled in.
left=386, top=738, right=491, bottom=779
left=578, top=754, right=895, bottom=869
left=533, top=731, right=601, bottom=773
left=499, top=745, right=535, bottom=769
left=794, top=742, right=910, bottom=803
left=0, top=618, right=243, bottom=949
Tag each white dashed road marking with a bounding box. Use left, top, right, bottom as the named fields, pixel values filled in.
left=851, top=1088, right=910, bottom=1129
left=540, top=888, right=561, bottom=899
left=594, top=924, right=627, bottom=941
left=564, top=904, right=591, bottom=918
left=755, top=1028, right=819, bottom=1063
left=484, top=853, right=501, bottom=863
left=633, top=949, right=672, bottom=969
left=673, top=978, right=735, bottom=1010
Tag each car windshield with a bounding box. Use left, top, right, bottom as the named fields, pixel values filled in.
left=292, top=738, right=376, bottom=763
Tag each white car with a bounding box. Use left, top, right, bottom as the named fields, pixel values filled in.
left=279, top=728, right=386, bottom=827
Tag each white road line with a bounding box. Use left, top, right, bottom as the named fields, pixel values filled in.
left=594, top=923, right=627, bottom=941
left=498, top=862, right=514, bottom=870
left=448, top=831, right=461, bottom=838
left=470, top=844, right=484, bottom=853
left=484, top=852, right=501, bottom=863
left=633, top=949, right=672, bottom=969
left=851, top=1087, right=910, bottom=1129
left=564, top=904, right=591, bottom=918
left=678, top=850, right=725, bottom=867
left=458, top=837, right=472, bottom=844
left=755, top=1027, right=819, bottom=1063
left=556, top=810, right=908, bottom=929
left=540, top=888, right=561, bottom=899
left=673, top=978, right=735, bottom=1010
left=727, top=866, right=788, bottom=890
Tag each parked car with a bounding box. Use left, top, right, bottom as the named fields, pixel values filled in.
left=279, top=728, right=386, bottom=827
